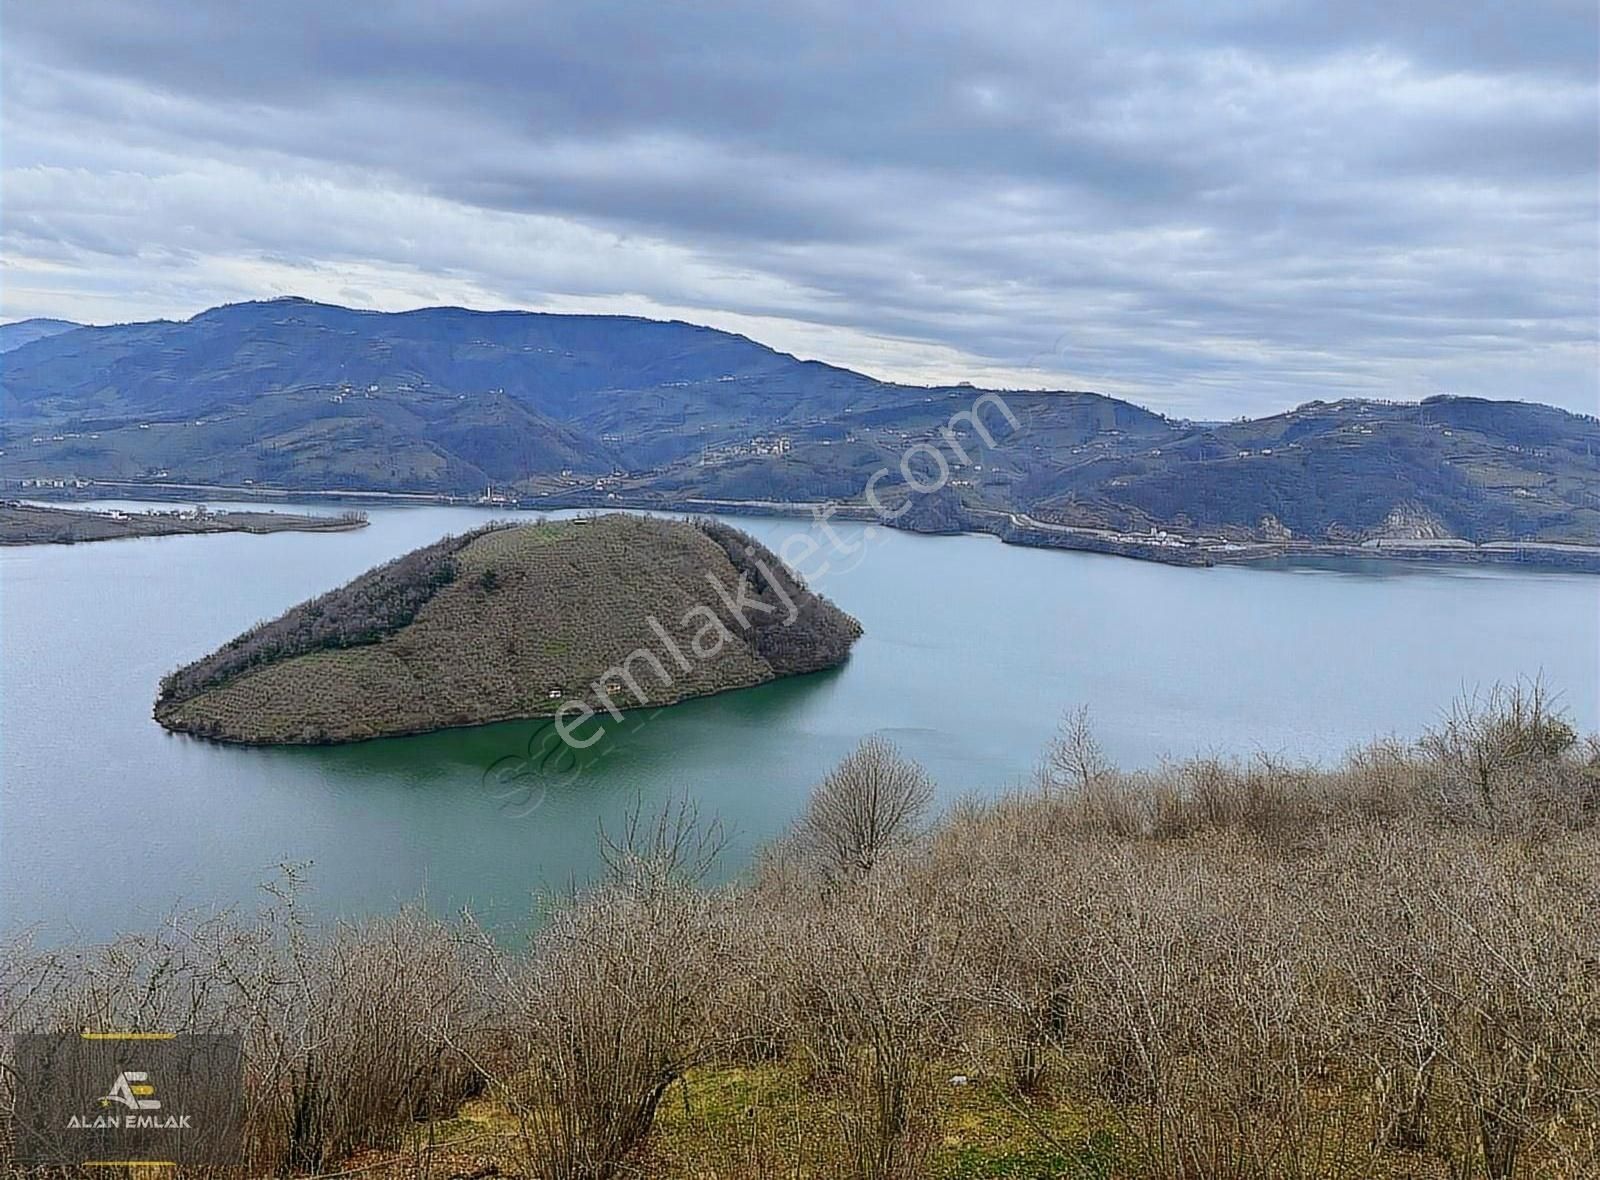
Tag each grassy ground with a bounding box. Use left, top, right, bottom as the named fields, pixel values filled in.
left=639, top=1065, right=1103, bottom=1179
left=343, top=1062, right=1473, bottom=1180
left=353, top=1063, right=1119, bottom=1180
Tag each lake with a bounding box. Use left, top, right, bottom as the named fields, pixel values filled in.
left=3, top=501, right=1597, bottom=942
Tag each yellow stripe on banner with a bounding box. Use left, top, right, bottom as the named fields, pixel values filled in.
left=83, top=1162, right=177, bottom=1167
left=79, top=1032, right=177, bottom=1040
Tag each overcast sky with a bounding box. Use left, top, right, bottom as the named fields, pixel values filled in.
left=3, top=2, right=1596, bottom=416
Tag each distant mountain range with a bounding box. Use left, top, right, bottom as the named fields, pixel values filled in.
left=3, top=298, right=1596, bottom=555
left=0, top=318, right=82, bottom=353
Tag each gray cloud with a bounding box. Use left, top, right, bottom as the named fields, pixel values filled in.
left=3, top=0, right=1596, bottom=416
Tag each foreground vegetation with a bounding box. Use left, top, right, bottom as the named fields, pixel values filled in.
left=5, top=684, right=1597, bottom=1178
left=155, top=514, right=862, bottom=744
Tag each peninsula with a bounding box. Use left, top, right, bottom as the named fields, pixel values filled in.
left=153, top=514, right=862, bottom=744
left=0, top=501, right=367, bottom=545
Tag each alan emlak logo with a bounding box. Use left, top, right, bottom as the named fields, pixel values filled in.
left=71, top=1066, right=185, bottom=1129
left=11, top=1031, right=244, bottom=1166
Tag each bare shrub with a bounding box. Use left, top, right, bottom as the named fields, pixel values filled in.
left=253, top=906, right=490, bottom=1173
left=1419, top=678, right=1579, bottom=819
left=0, top=880, right=491, bottom=1176
left=794, top=865, right=960, bottom=1180
left=1334, top=737, right=1432, bottom=822
left=923, top=798, right=1085, bottom=1097
left=489, top=801, right=740, bottom=1180
left=1036, top=707, right=1148, bottom=839
left=1327, top=824, right=1600, bottom=1179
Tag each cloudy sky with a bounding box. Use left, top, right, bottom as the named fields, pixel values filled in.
left=3, top=1, right=1596, bottom=416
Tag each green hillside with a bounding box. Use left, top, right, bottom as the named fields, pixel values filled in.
left=153, top=514, right=862, bottom=744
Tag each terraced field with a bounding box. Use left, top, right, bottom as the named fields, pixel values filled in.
left=153, top=514, right=861, bottom=744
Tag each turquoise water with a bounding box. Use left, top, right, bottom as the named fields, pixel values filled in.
left=3, top=501, right=1596, bottom=941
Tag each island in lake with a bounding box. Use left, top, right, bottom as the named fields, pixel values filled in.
left=153, top=513, right=863, bottom=744
left=0, top=501, right=367, bottom=545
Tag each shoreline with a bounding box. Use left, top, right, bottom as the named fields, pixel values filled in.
left=0, top=499, right=368, bottom=546
left=16, top=478, right=1600, bottom=573
left=154, top=661, right=853, bottom=749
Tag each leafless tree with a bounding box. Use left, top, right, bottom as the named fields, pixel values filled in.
left=795, top=737, right=934, bottom=880
left=1040, top=704, right=1112, bottom=792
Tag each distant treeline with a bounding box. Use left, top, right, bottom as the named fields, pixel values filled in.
left=697, top=517, right=863, bottom=674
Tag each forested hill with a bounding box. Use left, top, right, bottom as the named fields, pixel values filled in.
left=4, top=298, right=1596, bottom=547
left=1020, top=396, right=1600, bottom=544
left=154, top=514, right=863, bottom=744
left=0, top=317, right=81, bottom=353
left=0, top=297, right=883, bottom=422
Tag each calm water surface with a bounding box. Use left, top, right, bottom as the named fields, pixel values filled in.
left=4, top=501, right=1596, bottom=941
